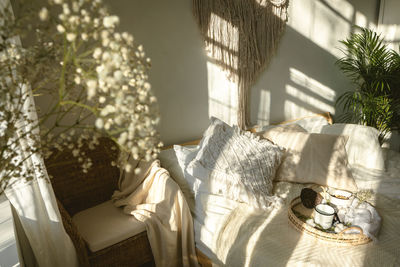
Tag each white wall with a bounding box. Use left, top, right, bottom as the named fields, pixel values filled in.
left=251, top=0, right=380, bottom=126
left=106, top=0, right=382, bottom=145
left=378, top=0, right=400, bottom=52
left=106, top=0, right=210, bottom=146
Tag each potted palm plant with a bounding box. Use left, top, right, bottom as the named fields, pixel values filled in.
left=336, top=27, right=400, bottom=144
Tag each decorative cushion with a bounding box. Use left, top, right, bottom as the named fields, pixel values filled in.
left=258, top=125, right=358, bottom=191
left=158, top=148, right=178, bottom=171
left=72, top=200, right=146, bottom=252
left=173, top=145, right=200, bottom=211
left=280, top=114, right=331, bottom=132
left=257, top=113, right=331, bottom=133
left=158, top=147, right=197, bottom=207
left=315, top=124, right=385, bottom=171
left=186, top=117, right=284, bottom=209
left=261, top=123, right=308, bottom=134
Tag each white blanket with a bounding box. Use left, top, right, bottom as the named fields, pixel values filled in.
left=158, top=146, right=400, bottom=266
left=112, top=159, right=199, bottom=267
left=195, top=182, right=400, bottom=266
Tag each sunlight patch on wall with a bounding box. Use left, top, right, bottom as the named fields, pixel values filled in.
left=378, top=24, right=400, bottom=52
left=205, top=14, right=239, bottom=125
left=355, top=10, right=368, bottom=28
left=256, top=90, right=271, bottom=126
left=284, top=85, right=334, bottom=119
left=288, top=0, right=353, bottom=58
left=207, top=61, right=238, bottom=125
left=289, top=68, right=336, bottom=102
left=206, top=13, right=239, bottom=69
left=377, top=0, right=400, bottom=52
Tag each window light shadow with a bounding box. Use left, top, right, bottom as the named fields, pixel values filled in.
left=194, top=0, right=396, bottom=265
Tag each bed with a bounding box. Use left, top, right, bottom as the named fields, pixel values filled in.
left=159, top=113, right=400, bottom=267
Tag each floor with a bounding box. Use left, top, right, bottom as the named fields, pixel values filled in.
left=0, top=194, right=20, bottom=267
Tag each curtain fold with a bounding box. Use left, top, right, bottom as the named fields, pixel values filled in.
left=1, top=1, right=79, bottom=266
left=4, top=83, right=79, bottom=267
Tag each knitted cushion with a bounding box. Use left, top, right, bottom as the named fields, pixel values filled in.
left=187, top=118, right=283, bottom=209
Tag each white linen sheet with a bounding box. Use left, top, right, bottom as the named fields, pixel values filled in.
left=160, top=148, right=400, bottom=266
left=195, top=182, right=400, bottom=266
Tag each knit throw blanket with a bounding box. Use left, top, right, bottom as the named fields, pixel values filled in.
left=112, top=159, right=199, bottom=267
left=193, top=0, right=289, bottom=128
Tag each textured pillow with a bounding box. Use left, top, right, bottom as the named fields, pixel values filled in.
left=186, top=117, right=284, bottom=209
left=258, top=125, right=358, bottom=192
left=316, top=124, right=385, bottom=171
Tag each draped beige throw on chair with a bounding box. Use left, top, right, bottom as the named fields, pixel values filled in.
left=112, top=159, right=199, bottom=267
left=193, top=0, right=289, bottom=129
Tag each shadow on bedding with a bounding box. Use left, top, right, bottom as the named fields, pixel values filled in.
left=218, top=130, right=342, bottom=265
left=359, top=149, right=400, bottom=266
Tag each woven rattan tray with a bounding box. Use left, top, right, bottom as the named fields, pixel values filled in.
left=288, top=197, right=372, bottom=246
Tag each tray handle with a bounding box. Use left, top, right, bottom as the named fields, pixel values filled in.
left=338, top=226, right=364, bottom=236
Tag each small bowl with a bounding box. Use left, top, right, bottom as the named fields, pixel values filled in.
left=328, top=189, right=353, bottom=207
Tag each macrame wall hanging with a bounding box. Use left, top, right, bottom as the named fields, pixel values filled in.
left=193, top=0, right=289, bottom=129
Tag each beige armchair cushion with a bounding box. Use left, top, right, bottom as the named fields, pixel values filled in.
left=72, top=200, right=146, bottom=252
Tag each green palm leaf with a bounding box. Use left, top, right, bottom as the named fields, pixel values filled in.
left=335, top=27, right=400, bottom=143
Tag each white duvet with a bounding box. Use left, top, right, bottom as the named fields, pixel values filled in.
left=350, top=148, right=400, bottom=200
left=159, top=147, right=400, bottom=266
left=190, top=149, right=400, bottom=266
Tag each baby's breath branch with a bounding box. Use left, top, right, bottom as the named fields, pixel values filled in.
left=1, top=0, right=161, bottom=189
left=45, top=112, right=94, bottom=143
left=108, top=127, right=128, bottom=136
left=59, top=100, right=98, bottom=116
left=2, top=122, right=40, bottom=153
left=59, top=36, right=69, bottom=102
left=56, top=124, right=92, bottom=129
left=54, top=84, right=86, bottom=123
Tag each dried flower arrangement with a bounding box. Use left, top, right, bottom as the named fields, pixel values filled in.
left=0, top=0, right=161, bottom=190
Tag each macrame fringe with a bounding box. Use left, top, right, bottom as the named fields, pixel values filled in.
left=193, top=0, right=289, bottom=129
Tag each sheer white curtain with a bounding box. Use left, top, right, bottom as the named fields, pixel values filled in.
left=1, top=0, right=79, bottom=266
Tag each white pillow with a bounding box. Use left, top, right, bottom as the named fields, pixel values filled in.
left=187, top=117, right=283, bottom=209
left=158, top=146, right=199, bottom=210
left=291, top=116, right=330, bottom=132
left=258, top=115, right=330, bottom=133
left=258, top=125, right=358, bottom=191
left=316, top=124, right=385, bottom=171
left=158, top=148, right=178, bottom=170
left=174, top=145, right=202, bottom=198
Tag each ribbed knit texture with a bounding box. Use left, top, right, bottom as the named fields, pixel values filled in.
left=189, top=118, right=283, bottom=209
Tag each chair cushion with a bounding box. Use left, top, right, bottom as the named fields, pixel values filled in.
left=72, top=200, right=146, bottom=252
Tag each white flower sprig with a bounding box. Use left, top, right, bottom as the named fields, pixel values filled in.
left=0, top=0, right=161, bottom=190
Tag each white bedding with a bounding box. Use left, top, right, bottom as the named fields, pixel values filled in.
left=160, top=148, right=400, bottom=266
left=351, top=148, right=400, bottom=200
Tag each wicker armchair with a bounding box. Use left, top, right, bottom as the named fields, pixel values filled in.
left=45, top=138, right=155, bottom=267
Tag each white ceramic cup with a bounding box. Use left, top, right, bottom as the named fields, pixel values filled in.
left=314, top=204, right=335, bottom=229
